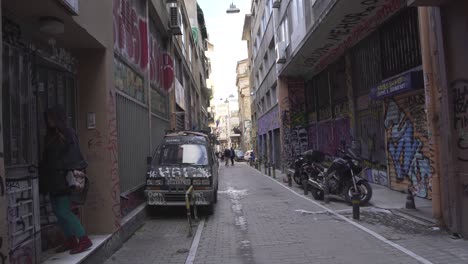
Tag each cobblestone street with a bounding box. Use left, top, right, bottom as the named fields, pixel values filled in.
left=106, top=163, right=468, bottom=264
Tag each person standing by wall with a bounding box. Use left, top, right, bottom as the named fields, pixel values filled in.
left=39, top=106, right=93, bottom=254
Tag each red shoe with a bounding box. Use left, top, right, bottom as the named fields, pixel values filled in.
left=70, top=236, right=93, bottom=254
left=55, top=236, right=78, bottom=253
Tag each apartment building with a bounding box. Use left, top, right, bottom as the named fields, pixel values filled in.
left=244, top=0, right=468, bottom=238
left=0, top=0, right=211, bottom=262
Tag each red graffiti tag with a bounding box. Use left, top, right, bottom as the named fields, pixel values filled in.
left=113, top=0, right=148, bottom=70
left=107, top=91, right=121, bottom=228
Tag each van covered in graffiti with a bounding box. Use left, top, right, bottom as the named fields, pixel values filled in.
left=144, top=131, right=219, bottom=213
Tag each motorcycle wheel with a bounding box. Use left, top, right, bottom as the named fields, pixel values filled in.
left=310, top=187, right=324, bottom=200
left=293, top=172, right=302, bottom=185
left=344, top=181, right=373, bottom=206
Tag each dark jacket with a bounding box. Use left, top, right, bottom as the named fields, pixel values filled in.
left=230, top=148, right=235, bottom=158
left=224, top=149, right=231, bottom=157
left=39, top=107, right=87, bottom=195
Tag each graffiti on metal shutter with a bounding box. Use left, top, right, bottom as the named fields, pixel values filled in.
left=385, top=93, right=432, bottom=198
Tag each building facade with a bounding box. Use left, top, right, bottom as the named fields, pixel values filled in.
left=244, top=0, right=468, bottom=237
left=0, top=0, right=211, bottom=263
left=246, top=0, right=281, bottom=167
left=236, top=59, right=253, bottom=151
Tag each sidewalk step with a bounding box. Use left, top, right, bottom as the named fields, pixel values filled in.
left=41, top=204, right=147, bottom=264
left=391, top=208, right=438, bottom=227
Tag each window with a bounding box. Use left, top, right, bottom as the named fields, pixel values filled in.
left=189, top=42, right=192, bottom=66
left=264, top=52, right=269, bottom=67
left=156, top=143, right=209, bottom=166
left=271, top=85, right=277, bottom=105
left=261, top=13, right=267, bottom=33
left=279, top=18, right=290, bottom=46
left=266, top=91, right=271, bottom=109
left=175, top=56, right=183, bottom=84
left=261, top=98, right=265, bottom=113
left=266, top=0, right=272, bottom=15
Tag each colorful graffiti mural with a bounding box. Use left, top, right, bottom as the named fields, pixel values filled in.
left=113, top=0, right=148, bottom=71
left=281, top=81, right=309, bottom=166
left=385, top=94, right=432, bottom=198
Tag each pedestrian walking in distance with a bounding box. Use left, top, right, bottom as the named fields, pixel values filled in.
left=224, top=148, right=231, bottom=166
left=230, top=146, right=235, bottom=166
left=39, top=106, right=93, bottom=254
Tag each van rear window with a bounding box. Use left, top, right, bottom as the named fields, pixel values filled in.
left=156, top=144, right=209, bottom=166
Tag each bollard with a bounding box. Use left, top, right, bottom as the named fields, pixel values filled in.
left=264, top=163, right=268, bottom=175
left=352, top=192, right=360, bottom=220
left=272, top=164, right=276, bottom=179
left=268, top=163, right=272, bottom=176
left=303, top=180, right=308, bottom=195
left=405, top=186, right=416, bottom=209
left=287, top=173, right=292, bottom=187
left=324, top=174, right=330, bottom=204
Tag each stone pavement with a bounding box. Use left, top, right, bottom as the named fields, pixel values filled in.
left=104, top=207, right=196, bottom=264
left=104, top=162, right=468, bottom=264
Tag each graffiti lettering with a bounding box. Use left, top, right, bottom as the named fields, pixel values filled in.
left=385, top=99, right=432, bottom=198
left=113, top=0, right=148, bottom=70
left=302, top=0, right=404, bottom=73
left=10, top=246, right=32, bottom=264
left=281, top=81, right=309, bottom=166
left=108, top=91, right=121, bottom=228
left=452, top=80, right=468, bottom=161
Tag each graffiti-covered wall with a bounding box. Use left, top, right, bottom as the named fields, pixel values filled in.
left=281, top=80, right=308, bottom=166
left=385, top=92, right=433, bottom=198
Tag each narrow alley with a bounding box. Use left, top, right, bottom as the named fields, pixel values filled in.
left=106, top=163, right=468, bottom=264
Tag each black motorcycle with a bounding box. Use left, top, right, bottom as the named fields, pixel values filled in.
left=291, top=150, right=325, bottom=185
left=307, top=148, right=372, bottom=206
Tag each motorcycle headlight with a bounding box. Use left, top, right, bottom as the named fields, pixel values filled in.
left=353, top=160, right=359, bottom=167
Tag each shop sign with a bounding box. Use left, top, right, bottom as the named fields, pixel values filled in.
left=58, top=0, right=79, bottom=15
left=371, top=71, right=422, bottom=99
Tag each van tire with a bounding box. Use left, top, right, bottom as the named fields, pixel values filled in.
left=214, top=189, right=218, bottom=204
left=206, top=203, right=214, bottom=215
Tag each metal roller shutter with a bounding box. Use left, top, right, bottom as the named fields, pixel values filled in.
left=384, top=91, right=432, bottom=199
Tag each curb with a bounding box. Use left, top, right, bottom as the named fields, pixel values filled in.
left=391, top=208, right=438, bottom=227
left=81, top=204, right=147, bottom=264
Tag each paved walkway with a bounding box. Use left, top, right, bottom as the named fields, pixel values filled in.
left=105, top=163, right=468, bottom=264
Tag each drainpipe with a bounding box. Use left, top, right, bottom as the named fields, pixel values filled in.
left=418, top=7, right=443, bottom=225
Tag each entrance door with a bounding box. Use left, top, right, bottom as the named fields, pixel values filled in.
left=2, top=43, right=77, bottom=263
left=3, top=43, right=41, bottom=263
left=35, top=63, right=77, bottom=255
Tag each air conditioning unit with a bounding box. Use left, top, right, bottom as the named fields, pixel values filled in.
left=276, top=41, right=286, bottom=64
left=169, top=4, right=182, bottom=35
left=273, top=0, right=281, bottom=8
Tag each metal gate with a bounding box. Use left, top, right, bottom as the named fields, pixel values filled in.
left=151, top=115, right=169, bottom=151
left=116, top=93, right=151, bottom=194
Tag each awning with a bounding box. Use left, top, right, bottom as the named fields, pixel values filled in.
left=280, top=0, right=406, bottom=78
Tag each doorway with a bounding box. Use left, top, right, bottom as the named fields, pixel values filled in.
left=2, top=42, right=77, bottom=263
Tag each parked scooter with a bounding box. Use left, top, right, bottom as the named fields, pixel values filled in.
left=307, top=148, right=372, bottom=206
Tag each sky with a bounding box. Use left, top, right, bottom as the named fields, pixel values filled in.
left=197, top=0, right=251, bottom=101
